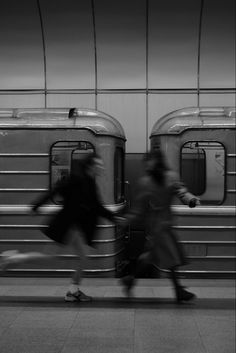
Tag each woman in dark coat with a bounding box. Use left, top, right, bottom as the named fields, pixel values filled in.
left=119, top=149, right=200, bottom=302
left=1, top=153, right=115, bottom=302
left=37, top=153, right=114, bottom=248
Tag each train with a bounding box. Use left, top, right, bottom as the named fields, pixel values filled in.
left=0, top=106, right=235, bottom=278
left=149, top=107, right=236, bottom=278
left=0, top=108, right=126, bottom=277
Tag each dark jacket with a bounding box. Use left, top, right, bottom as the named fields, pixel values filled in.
left=33, top=174, right=115, bottom=246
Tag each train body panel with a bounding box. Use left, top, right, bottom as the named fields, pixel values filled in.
left=150, top=107, right=236, bottom=277
left=0, top=108, right=126, bottom=277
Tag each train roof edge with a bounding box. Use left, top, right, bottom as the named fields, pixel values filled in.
left=150, top=107, right=236, bottom=137
left=0, top=107, right=126, bottom=140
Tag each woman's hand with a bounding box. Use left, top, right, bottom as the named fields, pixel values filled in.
left=189, top=198, right=201, bottom=208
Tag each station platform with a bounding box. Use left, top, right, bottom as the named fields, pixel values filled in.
left=0, top=277, right=235, bottom=353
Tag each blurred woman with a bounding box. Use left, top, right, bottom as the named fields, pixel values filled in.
left=118, top=149, right=200, bottom=303
left=1, top=153, right=115, bottom=302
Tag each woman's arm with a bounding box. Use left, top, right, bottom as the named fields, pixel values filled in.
left=171, top=172, right=200, bottom=207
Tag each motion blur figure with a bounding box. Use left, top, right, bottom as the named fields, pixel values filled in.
left=118, top=149, right=200, bottom=303
left=1, top=153, right=116, bottom=302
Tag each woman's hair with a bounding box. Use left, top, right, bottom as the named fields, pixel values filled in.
left=71, top=152, right=101, bottom=178
left=144, top=149, right=168, bottom=184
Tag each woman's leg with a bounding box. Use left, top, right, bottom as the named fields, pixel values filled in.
left=135, top=252, right=152, bottom=277
left=169, top=267, right=196, bottom=303
left=65, top=230, right=91, bottom=302
left=121, top=251, right=152, bottom=296
left=169, top=267, right=181, bottom=294
left=69, top=231, right=86, bottom=285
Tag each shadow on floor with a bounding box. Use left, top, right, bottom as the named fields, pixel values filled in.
left=0, top=296, right=234, bottom=310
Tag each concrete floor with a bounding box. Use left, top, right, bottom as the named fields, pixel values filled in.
left=0, top=278, right=235, bottom=353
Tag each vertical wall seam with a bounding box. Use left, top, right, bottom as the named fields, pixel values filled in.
left=91, top=0, right=98, bottom=110
left=197, top=0, right=204, bottom=107
left=36, top=0, right=47, bottom=108
left=146, top=0, right=149, bottom=153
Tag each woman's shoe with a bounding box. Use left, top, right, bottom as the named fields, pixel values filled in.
left=65, top=290, right=92, bottom=302
left=176, top=287, right=196, bottom=303
left=121, top=275, right=135, bottom=297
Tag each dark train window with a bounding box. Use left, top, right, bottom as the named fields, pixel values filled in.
left=114, top=147, right=124, bottom=203
left=181, top=143, right=206, bottom=195
left=50, top=141, right=94, bottom=203
left=181, top=141, right=225, bottom=204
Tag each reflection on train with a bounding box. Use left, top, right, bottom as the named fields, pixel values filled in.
left=150, top=107, right=236, bottom=278
left=0, top=108, right=126, bottom=277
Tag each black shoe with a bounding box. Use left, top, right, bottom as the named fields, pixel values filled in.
left=176, top=288, right=196, bottom=303
left=65, top=290, right=92, bottom=302
left=121, top=275, right=135, bottom=297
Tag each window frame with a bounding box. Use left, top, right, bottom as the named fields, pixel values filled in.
left=180, top=140, right=226, bottom=205
left=180, top=142, right=206, bottom=196
left=114, top=146, right=125, bottom=203
left=49, top=140, right=95, bottom=204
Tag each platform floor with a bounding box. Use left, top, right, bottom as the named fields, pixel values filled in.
left=0, top=278, right=235, bottom=353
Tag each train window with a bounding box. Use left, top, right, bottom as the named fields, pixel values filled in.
left=181, top=143, right=206, bottom=195
left=114, top=147, right=125, bottom=203
left=181, top=141, right=225, bottom=204
left=50, top=141, right=94, bottom=203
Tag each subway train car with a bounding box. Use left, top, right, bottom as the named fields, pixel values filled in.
left=150, top=106, right=236, bottom=278
left=0, top=108, right=126, bottom=277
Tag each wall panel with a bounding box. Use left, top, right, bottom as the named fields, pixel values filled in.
left=46, top=94, right=95, bottom=108
left=200, top=0, right=236, bottom=88
left=0, top=0, right=234, bottom=151
left=0, top=0, right=44, bottom=89
left=199, top=94, right=236, bottom=106
left=0, top=95, right=45, bottom=108
left=148, top=93, right=197, bottom=143
left=97, top=94, right=146, bottom=153
left=149, top=0, right=200, bottom=89
left=40, top=0, right=95, bottom=89
left=95, top=0, right=146, bottom=89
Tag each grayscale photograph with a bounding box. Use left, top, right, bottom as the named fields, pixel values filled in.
left=0, top=0, right=235, bottom=352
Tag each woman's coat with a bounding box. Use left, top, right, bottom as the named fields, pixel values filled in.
left=125, top=171, right=197, bottom=270
left=33, top=174, right=114, bottom=246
